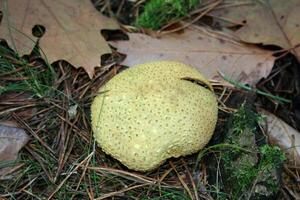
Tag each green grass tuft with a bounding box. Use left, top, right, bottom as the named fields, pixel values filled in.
left=0, top=45, right=56, bottom=98
left=136, top=0, right=199, bottom=30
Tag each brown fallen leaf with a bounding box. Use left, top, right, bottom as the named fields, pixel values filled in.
left=0, top=0, right=119, bottom=78
left=259, top=109, right=300, bottom=166
left=110, top=26, right=275, bottom=85
left=0, top=122, right=29, bottom=179
left=209, top=0, right=300, bottom=61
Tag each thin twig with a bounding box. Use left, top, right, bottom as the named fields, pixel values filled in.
left=169, top=161, right=195, bottom=200
left=47, top=152, right=94, bottom=200
left=94, top=183, right=151, bottom=200
left=14, top=114, right=55, bottom=155
left=181, top=159, right=199, bottom=200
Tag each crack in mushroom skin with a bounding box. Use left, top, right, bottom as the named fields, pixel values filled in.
left=180, top=77, right=212, bottom=91
left=91, top=61, right=218, bottom=171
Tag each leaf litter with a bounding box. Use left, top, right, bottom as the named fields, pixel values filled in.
left=0, top=0, right=119, bottom=78
left=209, top=0, right=300, bottom=61
left=259, top=109, right=300, bottom=166
left=111, top=25, right=275, bottom=85
left=0, top=122, right=29, bottom=180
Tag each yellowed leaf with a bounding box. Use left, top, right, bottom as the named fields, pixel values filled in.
left=210, top=0, right=300, bottom=61
left=0, top=0, right=119, bottom=78
left=111, top=26, right=275, bottom=85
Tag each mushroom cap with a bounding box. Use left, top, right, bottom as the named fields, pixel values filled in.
left=91, top=61, right=218, bottom=171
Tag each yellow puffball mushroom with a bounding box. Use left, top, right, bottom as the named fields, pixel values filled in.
left=91, top=61, right=218, bottom=171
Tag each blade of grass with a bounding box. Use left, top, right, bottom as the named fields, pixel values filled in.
left=218, top=70, right=291, bottom=103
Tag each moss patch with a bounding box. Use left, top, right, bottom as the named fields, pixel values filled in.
left=136, top=0, right=199, bottom=30
left=220, top=104, right=285, bottom=199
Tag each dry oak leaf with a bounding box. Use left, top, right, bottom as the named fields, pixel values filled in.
left=0, top=0, right=119, bottom=78
left=111, top=26, right=275, bottom=85
left=209, top=0, right=300, bottom=61
left=0, top=122, right=29, bottom=179
left=259, top=109, right=300, bottom=166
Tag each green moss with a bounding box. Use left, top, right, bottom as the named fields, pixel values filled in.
left=227, top=145, right=285, bottom=198
left=259, top=145, right=285, bottom=171
left=231, top=160, right=257, bottom=194
left=258, top=145, right=285, bottom=192
left=220, top=104, right=285, bottom=199
left=135, top=0, right=199, bottom=30
left=231, top=103, right=262, bottom=136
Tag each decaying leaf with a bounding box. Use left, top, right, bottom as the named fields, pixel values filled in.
left=209, top=0, right=300, bottom=61
left=111, top=26, right=275, bottom=85
left=0, top=122, right=29, bottom=179
left=0, top=0, right=119, bottom=78
left=259, top=109, right=300, bottom=166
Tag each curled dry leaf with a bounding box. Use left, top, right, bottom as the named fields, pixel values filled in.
left=110, top=26, right=275, bottom=85
left=209, top=0, right=300, bottom=61
left=0, top=0, right=119, bottom=78
left=259, top=109, right=300, bottom=166
left=0, top=122, right=29, bottom=179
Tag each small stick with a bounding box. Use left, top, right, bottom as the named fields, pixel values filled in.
left=169, top=161, right=195, bottom=200
left=47, top=152, right=94, bottom=200
left=94, top=183, right=151, bottom=200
